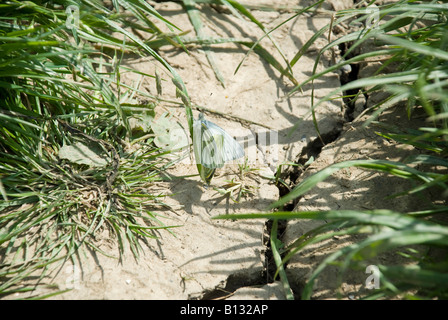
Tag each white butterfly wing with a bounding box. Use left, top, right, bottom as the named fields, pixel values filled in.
left=193, top=115, right=244, bottom=169
left=193, top=117, right=210, bottom=167
left=193, top=116, right=224, bottom=168
left=203, top=119, right=245, bottom=166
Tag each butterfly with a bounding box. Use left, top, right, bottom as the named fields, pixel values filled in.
left=193, top=113, right=245, bottom=184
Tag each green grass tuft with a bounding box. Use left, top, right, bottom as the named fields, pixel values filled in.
left=0, top=0, right=185, bottom=298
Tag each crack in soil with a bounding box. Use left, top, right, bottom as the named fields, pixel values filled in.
left=198, top=125, right=346, bottom=300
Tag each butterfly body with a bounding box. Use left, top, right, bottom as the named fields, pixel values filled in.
left=193, top=113, right=244, bottom=184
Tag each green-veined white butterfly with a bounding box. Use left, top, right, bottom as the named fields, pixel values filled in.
left=193, top=113, right=244, bottom=184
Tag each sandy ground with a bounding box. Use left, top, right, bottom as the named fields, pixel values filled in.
left=5, top=0, right=436, bottom=300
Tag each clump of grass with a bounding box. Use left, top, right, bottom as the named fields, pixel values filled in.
left=217, top=0, right=448, bottom=299
left=0, top=0, right=188, bottom=298
left=213, top=157, right=259, bottom=202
